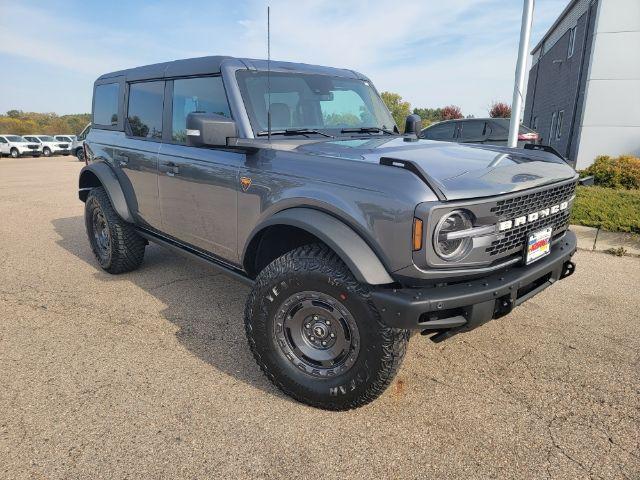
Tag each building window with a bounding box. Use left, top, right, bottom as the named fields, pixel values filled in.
left=567, top=27, right=576, bottom=58
left=556, top=110, right=564, bottom=139
left=550, top=112, right=557, bottom=142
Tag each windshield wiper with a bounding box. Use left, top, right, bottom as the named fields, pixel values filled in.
left=256, top=128, right=333, bottom=138
left=340, top=127, right=396, bottom=135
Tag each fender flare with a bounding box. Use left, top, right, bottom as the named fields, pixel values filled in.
left=78, top=162, right=134, bottom=223
left=245, top=208, right=394, bottom=285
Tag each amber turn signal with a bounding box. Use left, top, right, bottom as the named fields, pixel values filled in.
left=412, top=218, right=423, bottom=251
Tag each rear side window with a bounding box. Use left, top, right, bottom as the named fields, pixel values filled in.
left=94, top=83, right=119, bottom=126
left=171, top=76, right=230, bottom=143
left=127, top=81, right=164, bottom=139
left=423, top=122, right=456, bottom=140
left=459, top=121, right=486, bottom=140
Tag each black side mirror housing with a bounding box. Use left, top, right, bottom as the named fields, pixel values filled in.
left=404, top=114, right=422, bottom=136
left=186, top=112, right=238, bottom=147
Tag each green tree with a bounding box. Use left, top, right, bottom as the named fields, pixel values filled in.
left=380, top=91, right=410, bottom=132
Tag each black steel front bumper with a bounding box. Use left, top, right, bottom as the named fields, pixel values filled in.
left=371, top=231, right=577, bottom=340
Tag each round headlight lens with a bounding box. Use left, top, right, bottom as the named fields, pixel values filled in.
left=434, top=210, right=474, bottom=261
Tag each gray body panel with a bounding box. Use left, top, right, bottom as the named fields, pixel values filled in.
left=84, top=55, right=577, bottom=286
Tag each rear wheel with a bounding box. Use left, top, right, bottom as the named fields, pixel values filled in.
left=10, top=148, right=19, bottom=158
left=42, top=147, right=51, bottom=157
left=245, top=244, right=409, bottom=410
left=85, top=187, right=145, bottom=274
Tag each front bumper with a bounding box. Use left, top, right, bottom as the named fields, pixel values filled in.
left=371, top=231, right=577, bottom=340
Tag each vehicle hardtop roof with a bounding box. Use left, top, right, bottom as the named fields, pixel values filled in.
left=96, top=55, right=367, bottom=83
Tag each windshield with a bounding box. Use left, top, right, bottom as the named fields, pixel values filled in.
left=6, top=135, right=26, bottom=142
left=39, top=136, right=56, bottom=142
left=236, top=71, right=396, bottom=136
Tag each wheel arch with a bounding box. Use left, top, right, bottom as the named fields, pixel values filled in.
left=78, top=162, right=134, bottom=223
left=243, top=208, right=394, bottom=285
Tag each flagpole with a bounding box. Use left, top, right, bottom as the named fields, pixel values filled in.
left=508, top=0, right=535, bottom=148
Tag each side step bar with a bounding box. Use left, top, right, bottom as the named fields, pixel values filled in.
left=136, top=228, right=255, bottom=287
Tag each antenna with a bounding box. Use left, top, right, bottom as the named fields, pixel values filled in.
left=267, top=5, right=271, bottom=140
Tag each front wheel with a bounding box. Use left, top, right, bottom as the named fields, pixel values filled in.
left=76, top=148, right=85, bottom=161
left=10, top=148, right=19, bottom=158
left=245, top=244, right=409, bottom=410
left=42, top=147, right=51, bottom=157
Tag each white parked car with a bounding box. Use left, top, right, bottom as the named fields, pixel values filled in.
left=0, top=135, right=42, bottom=158
left=23, top=135, right=71, bottom=157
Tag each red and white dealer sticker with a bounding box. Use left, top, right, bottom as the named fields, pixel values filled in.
left=526, top=227, right=552, bottom=265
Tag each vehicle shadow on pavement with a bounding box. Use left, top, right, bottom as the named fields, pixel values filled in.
left=51, top=215, right=292, bottom=402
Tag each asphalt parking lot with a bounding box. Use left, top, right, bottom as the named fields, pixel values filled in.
left=1, top=155, right=638, bottom=479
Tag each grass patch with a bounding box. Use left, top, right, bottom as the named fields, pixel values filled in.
left=571, top=186, right=640, bottom=233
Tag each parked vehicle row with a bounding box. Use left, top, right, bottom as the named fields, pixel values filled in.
left=0, top=126, right=90, bottom=160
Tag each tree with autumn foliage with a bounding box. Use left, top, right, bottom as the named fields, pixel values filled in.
left=441, top=105, right=463, bottom=120
left=489, top=101, right=512, bottom=118
left=380, top=92, right=411, bottom=132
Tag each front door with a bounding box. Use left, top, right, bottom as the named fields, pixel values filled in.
left=157, top=76, right=241, bottom=263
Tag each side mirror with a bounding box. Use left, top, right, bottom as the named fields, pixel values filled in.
left=186, top=112, right=237, bottom=147
left=404, top=114, right=422, bottom=136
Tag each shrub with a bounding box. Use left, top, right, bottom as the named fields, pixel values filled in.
left=582, top=155, right=640, bottom=190
left=571, top=186, right=640, bottom=233
left=441, top=105, right=463, bottom=120
left=489, top=101, right=511, bottom=118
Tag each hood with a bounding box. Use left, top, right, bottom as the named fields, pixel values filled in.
left=295, top=137, right=577, bottom=200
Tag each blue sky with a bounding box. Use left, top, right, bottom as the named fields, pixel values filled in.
left=0, top=0, right=569, bottom=117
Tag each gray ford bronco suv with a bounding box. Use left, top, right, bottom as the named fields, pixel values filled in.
left=80, top=56, right=578, bottom=410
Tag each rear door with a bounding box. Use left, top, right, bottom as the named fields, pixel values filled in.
left=111, top=80, right=164, bottom=229
left=157, top=75, right=242, bottom=262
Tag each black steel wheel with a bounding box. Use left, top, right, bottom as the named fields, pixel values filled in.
left=85, top=187, right=145, bottom=274
left=245, top=244, right=409, bottom=410
left=76, top=148, right=85, bottom=162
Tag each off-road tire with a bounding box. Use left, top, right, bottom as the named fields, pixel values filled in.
left=10, top=148, right=19, bottom=158
left=43, top=147, right=51, bottom=157
left=85, top=187, right=145, bottom=274
left=245, top=243, right=409, bottom=410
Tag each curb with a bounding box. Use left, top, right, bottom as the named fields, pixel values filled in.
left=570, top=225, right=640, bottom=257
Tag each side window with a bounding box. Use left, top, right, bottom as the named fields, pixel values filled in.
left=0, top=137, right=6, bottom=144
left=556, top=110, right=564, bottom=139
left=459, top=121, right=486, bottom=141
left=550, top=112, right=557, bottom=143
left=567, top=27, right=576, bottom=58
left=127, top=81, right=164, bottom=139
left=94, top=83, right=119, bottom=127
left=424, top=123, right=456, bottom=140
left=171, top=76, right=230, bottom=143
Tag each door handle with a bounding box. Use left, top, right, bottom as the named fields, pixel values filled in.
left=114, top=153, right=129, bottom=167
left=163, top=162, right=179, bottom=177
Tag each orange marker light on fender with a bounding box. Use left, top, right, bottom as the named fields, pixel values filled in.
left=412, top=218, right=423, bottom=251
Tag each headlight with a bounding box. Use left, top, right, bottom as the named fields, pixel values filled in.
left=433, top=210, right=474, bottom=261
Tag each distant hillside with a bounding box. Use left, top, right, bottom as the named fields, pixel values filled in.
left=0, top=111, right=91, bottom=135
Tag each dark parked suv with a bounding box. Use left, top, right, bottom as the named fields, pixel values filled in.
left=80, top=56, right=578, bottom=410
left=420, top=118, right=540, bottom=148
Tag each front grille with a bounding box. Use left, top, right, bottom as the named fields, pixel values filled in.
left=486, top=181, right=576, bottom=257
left=489, top=181, right=576, bottom=219
left=28, top=145, right=38, bottom=149
left=58, top=143, right=69, bottom=148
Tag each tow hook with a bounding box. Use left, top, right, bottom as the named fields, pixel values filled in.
left=560, top=260, right=576, bottom=280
